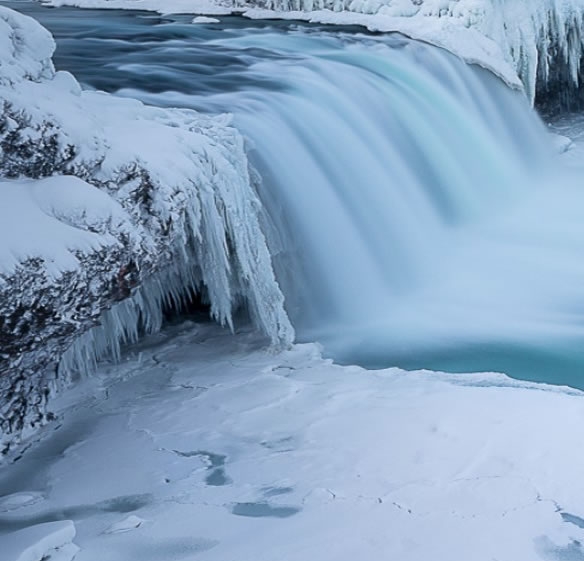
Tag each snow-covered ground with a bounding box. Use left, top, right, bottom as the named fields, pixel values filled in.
left=2, top=320, right=584, bottom=561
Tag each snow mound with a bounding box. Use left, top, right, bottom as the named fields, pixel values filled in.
left=0, top=6, right=293, bottom=455
left=0, top=7, right=55, bottom=85
left=0, top=176, right=138, bottom=279
left=3, top=521, right=79, bottom=561
left=103, top=515, right=145, bottom=534
left=193, top=15, right=221, bottom=22
left=0, top=492, right=44, bottom=512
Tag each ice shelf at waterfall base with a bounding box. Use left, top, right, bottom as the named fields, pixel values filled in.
left=2, top=322, right=584, bottom=561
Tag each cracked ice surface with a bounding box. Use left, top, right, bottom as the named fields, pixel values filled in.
left=2, top=322, right=584, bottom=560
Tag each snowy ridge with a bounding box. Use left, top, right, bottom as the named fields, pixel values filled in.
left=0, top=7, right=55, bottom=85
left=0, top=6, right=292, bottom=453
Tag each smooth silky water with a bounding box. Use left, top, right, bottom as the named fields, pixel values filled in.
left=5, top=0, right=584, bottom=387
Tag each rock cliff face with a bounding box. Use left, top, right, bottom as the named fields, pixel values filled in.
left=0, top=6, right=293, bottom=456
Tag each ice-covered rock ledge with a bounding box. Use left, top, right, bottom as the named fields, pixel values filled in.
left=244, top=0, right=584, bottom=106
left=0, top=6, right=293, bottom=456
left=42, top=0, right=584, bottom=105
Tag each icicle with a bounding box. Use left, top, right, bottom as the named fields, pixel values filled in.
left=58, top=151, right=295, bottom=381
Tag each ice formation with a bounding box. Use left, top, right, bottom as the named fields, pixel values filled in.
left=5, top=323, right=584, bottom=561
left=0, top=6, right=292, bottom=454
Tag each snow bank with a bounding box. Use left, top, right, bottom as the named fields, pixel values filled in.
left=0, top=6, right=55, bottom=85
left=3, top=521, right=79, bottom=561
left=42, top=0, right=233, bottom=15
left=41, top=0, right=584, bottom=104
left=0, top=6, right=292, bottom=455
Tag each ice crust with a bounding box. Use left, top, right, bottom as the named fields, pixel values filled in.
left=3, top=323, right=584, bottom=561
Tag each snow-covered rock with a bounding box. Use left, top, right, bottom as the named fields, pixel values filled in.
left=192, top=15, right=221, bottom=22
left=0, top=7, right=55, bottom=86
left=0, top=6, right=293, bottom=456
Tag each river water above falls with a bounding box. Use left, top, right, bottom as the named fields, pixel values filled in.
left=4, top=0, right=584, bottom=387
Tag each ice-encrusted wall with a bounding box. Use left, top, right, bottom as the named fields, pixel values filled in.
left=0, top=6, right=293, bottom=455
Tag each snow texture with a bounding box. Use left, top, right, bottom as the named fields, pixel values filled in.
left=42, top=0, right=584, bottom=104
left=0, top=6, right=292, bottom=455
left=3, top=520, right=79, bottom=561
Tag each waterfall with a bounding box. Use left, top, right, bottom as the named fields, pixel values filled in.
left=35, top=11, right=584, bottom=384
left=158, top=32, right=584, bottom=382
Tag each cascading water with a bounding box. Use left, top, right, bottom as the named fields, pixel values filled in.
left=10, top=4, right=584, bottom=386
left=117, top=27, right=584, bottom=385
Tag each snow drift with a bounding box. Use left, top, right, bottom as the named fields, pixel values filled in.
left=0, top=6, right=292, bottom=455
